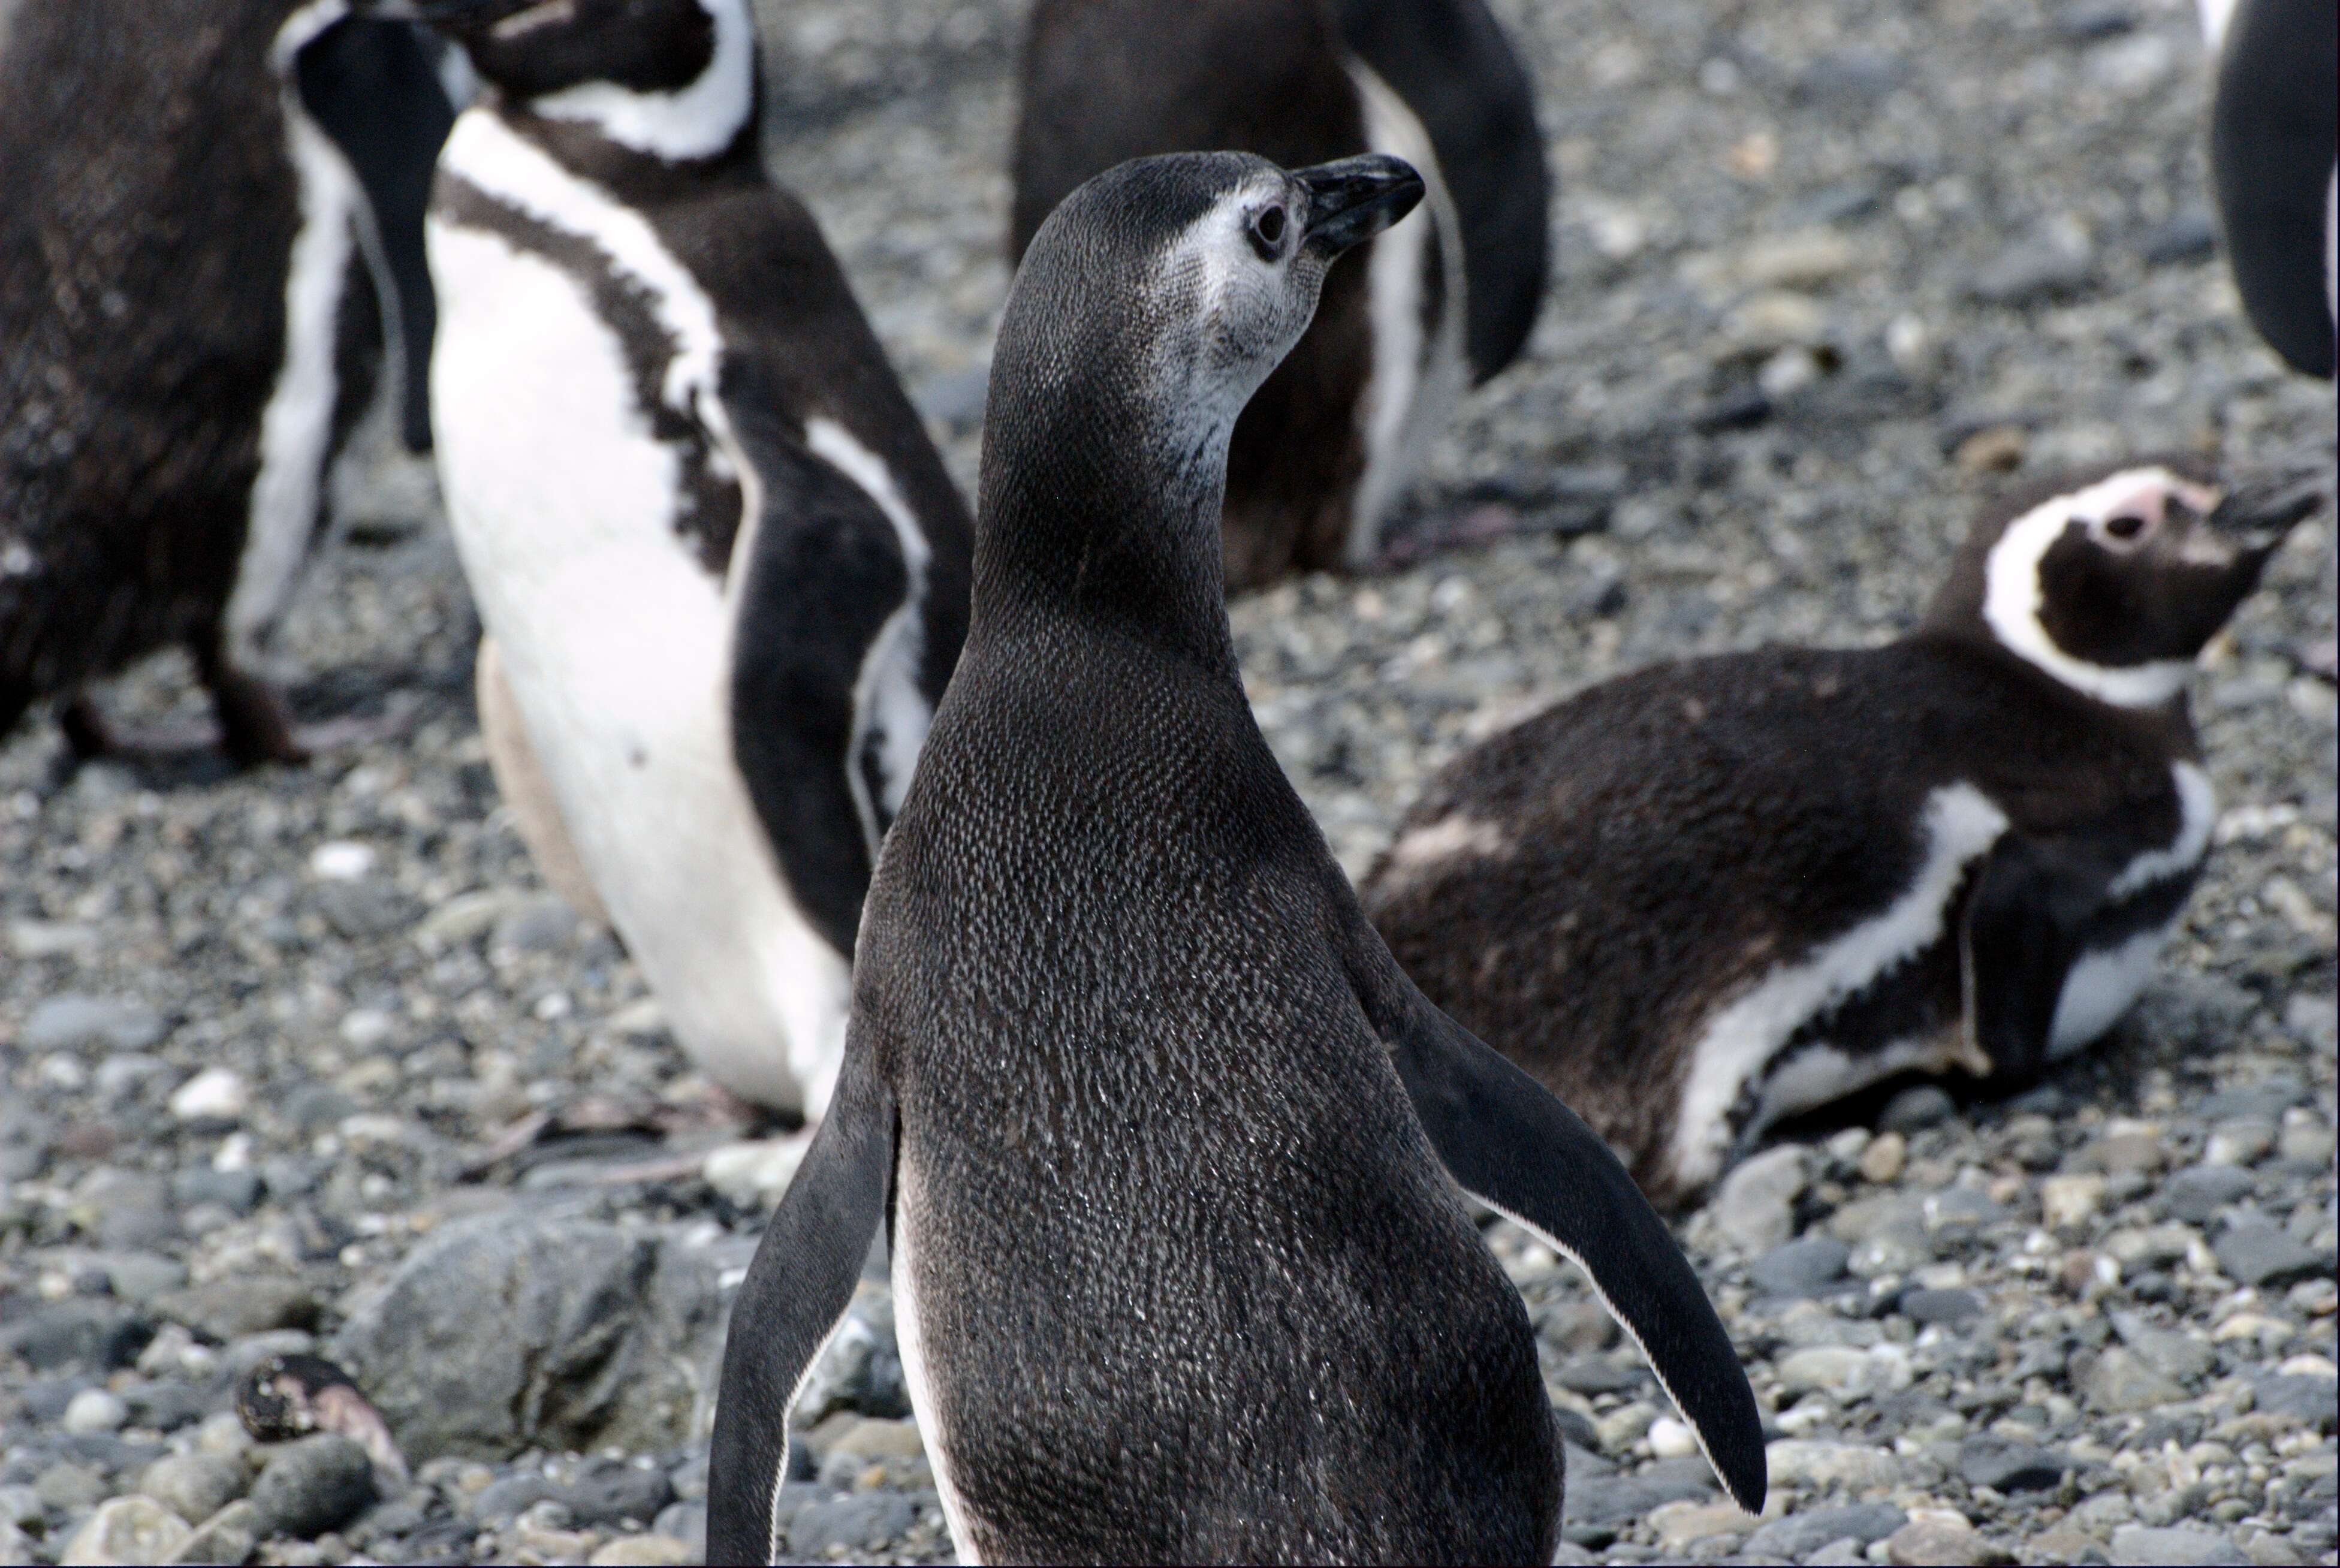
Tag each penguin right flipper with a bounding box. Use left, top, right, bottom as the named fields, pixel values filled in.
left=708, top=1038, right=895, bottom=1568
left=1959, top=832, right=2098, bottom=1081
left=1335, top=912, right=1767, bottom=1513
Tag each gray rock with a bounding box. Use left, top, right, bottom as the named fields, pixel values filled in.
left=247, top=1434, right=373, bottom=1539
left=464, top=1474, right=556, bottom=1525
left=1749, top=1236, right=1852, bottom=1298
left=653, top=1498, right=707, bottom=1558
left=490, top=892, right=579, bottom=954
left=1743, top=1503, right=1907, bottom=1559
left=2214, top=1220, right=2326, bottom=1288
left=1964, top=243, right=2095, bottom=306
left=154, top=1278, right=319, bottom=1342
left=1554, top=1355, right=1646, bottom=1396
left=3, top=1300, right=156, bottom=1371
left=138, top=1452, right=248, bottom=1526
left=2251, top=1373, right=2339, bottom=1429
left=1958, top=1434, right=2071, bottom=1492
left=26, top=994, right=167, bottom=1053
left=1563, top=1464, right=1717, bottom=1525
left=792, top=1285, right=910, bottom=1425
left=787, top=1492, right=916, bottom=1555
left=2107, top=1524, right=2249, bottom=1566
left=312, top=881, right=421, bottom=943
left=1923, top=1188, right=2006, bottom=1233
left=330, top=1213, right=726, bottom=1462
left=2083, top=1347, right=2186, bottom=1413
left=1900, top=1288, right=1984, bottom=1326
left=2110, top=1311, right=2214, bottom=1383
left=58, top=1495, right=191, bottom=1566
left=38, top=1463, right=108, bottom=1513
left=1711, top=1145, right=1808, bottom=1252
left=2163, top=1165, right=2255, bottom=1225
left=0, top=1483, right=43, bottom=1529
left=63, top=1387, right=129, bottom=1433
left=170, top=1168, right=263, bottom=1217
left=74, top=1169, right=176, bottom=1249
left=2136, top=211, right=2217, bottom=266
left=0, top=1521, right=34, bottom=1567
left=165, top=1500, right=260, bottom=1566
left=1880, top=1085, right=1956, bottom=1133
left=555, top=1457, right=674, bottom=1528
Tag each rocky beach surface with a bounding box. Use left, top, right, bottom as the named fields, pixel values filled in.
left=2, top=0, right=2333, bottom=1563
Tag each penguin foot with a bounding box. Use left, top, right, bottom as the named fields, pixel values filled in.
left=61, top=685, right=416, bottom=768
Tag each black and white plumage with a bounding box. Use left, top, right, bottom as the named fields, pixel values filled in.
left=1365, top=461, right=2323, bottom=1207
left=405, top=0, right=973, bottom=1116
left=2201, top=0, right=2337, bottom=378
left=0, top=0, right=457, bottom=762
left=1009, top=0, right=1546, bottom=591
left=708, top=150, right=1762, bottom=1566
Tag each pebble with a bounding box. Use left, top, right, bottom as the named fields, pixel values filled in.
left=167, top=1500, right=260, bottom=1566
left=2043, top=1174, right=2107, bottom=1230
left=1880, top=1085, right=1956, bottom=1133
left=1766, top=1439, right=1901, bottom=1493
left=62, top=1387, right=129, bottom=1434
left=2213, top=1220, right=2327, bottom=1289
left=587, top=1534, right=696, bottom=1567
left=248, top=1435, right=375, bottom=1538
left=25, top=994, right=168, bottom=1053
left=788, top=1491, right=917, bottom=1556
left=1887, top=1513, right=2002, bottom=1566
left=2206, top=1120, right=2277, bottom=1167
left=2083, top=1347, right=2187, bottom=1413
left=2165, top=1165, right=2257, bottom=1224
left=1744, top=1503, right=1908, bottom=1559
left=1901, top=1287, right=1985, bottom=1326
left=1859, top=1131, right=1907, bottom=1185
left=167, top=1067, right=248, bottom=1123
left=2108, top=1524, right=2251, bottom=1566
left=138, top=1451, right=248, bottom=1525
left=1711, top=1145, right=1808, bottom=1252
left=1959, top=1434, right=2072, bottom=1492
left=557, top=1457, right=676, bottom=1528
left=1750, top=1236, right=1852, bottom=1298
left=57, top=1495, right=191, bottom=1566
left=1645, top=1416, right=1698, bottom=1460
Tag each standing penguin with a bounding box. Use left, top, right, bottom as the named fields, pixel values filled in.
left=1009, top=0, right=1546, bottom=591
left=2200, top=0, right=2337, bottom=378
left=1365, top=462, right=2323, bottom=1207
left=710, top=152, right=1762, bottom=1565
left=402, top=0, right=973, bottom=1118
left=0, top=0, right=457, bottom=762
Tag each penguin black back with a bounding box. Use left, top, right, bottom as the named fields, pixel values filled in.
left=710, top=152, right=1762, bottom=1565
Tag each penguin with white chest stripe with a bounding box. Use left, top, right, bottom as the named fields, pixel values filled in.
left=1364, top=460, right=2325, bottom=1208
left=709, top=151, right=1762, bottom=1564
left=0, top=0, right=457, bottom=763
left=392, top=0, right=973, bottom=1117
left=1009, top=0, right=1546, bottom=592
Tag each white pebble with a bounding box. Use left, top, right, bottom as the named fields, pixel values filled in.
left=168, top=1066, right=248, bottom=1123
left=339, top=1008, right=396, bottom=1049
left=61, top=1388, right=128, bottom=1434
left=308, top=840, right=378, bottom=881
left=1647, top=1416, right=1699, bottom=1459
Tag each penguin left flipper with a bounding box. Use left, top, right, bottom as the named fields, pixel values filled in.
left=708, top=1036, right=895, bottom=1568
left=1339, top=915, right=1768, bottom=1514
left=1959, top=832, right=2098, bottom=1082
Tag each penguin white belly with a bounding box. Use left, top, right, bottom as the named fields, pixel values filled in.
left=427, top=219, right=847, bottom=1114
left=889, top=1165, right=982, bottom=1565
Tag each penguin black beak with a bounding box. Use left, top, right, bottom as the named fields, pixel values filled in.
left=1295, top=155, right=1425, bottom=259
left=2210, top=471, right=2328, bottom=571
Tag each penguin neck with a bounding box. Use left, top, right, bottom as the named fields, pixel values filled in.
left=521, top=0, right=759, bottom=165
left=972, top=390, right=1241, bottom=683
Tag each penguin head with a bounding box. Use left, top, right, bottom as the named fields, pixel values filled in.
left=1930, top=459, right=2325, bottom=707
left=995, top=152, right=1424, bottom=450
left=370, top=0, right=755, bottom=159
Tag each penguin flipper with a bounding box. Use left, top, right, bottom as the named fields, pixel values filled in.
left=1341, top=924, right=1767, bottom=1513
left=1960, top=833, right=2092, bottom=1081
left=707, top=1041, right=895, bottom=1567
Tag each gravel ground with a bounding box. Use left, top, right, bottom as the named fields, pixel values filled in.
left=2, top=0, right=2334, bottom=1564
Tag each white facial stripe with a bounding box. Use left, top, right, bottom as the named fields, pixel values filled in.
left=803, top=417, right=934, bottom=843
left=1671, top=783, right=2010, bottom=1189
left=1346, top=61, right=1467, bottom=571
left=2108, top=761, right=2217, bottom=899
left=228, top=6, right=367, bottom=664
left=533, top=0, right=755, bottom=161
left=1980, top=466, right=2214, bottom=708
left=440, top=108, right=723, bottom=415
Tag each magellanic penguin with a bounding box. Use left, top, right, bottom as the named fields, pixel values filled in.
left=708, top=152, right=1762, bottom=1566
left=394, top=0, right=974, bottom=1117
left=0, top=0, right=458, bottom=762
left=2200, top=0, right=2337, bottom=378
left=1364, top=460, right=2326, bottom=1208
left=1009, top=0, right=1547, bottom=592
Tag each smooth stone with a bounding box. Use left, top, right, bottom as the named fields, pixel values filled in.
left=1712, top=1145, right=1808, bottom=1252
left=58, top=1495, right=191, bottom=1566
left=1886, top=1516, right=2000, bottom=1566
left=1923, top=1187, right=2006, bottom=1232
left=1958, top=1434, right=2071, bottom=1492
left=1859, top=1132, right=1907, bottom=1184
left=2083, top=1348, right=2185, bottom=1413
left=62, top=1388, right=129, bottom=1434
left=1880, top=1085, right=1956, bottom=1133
left=2165, top=1166, right=2255, bottom=1225
left=4, top=1301, right=156, bottom=1371
left=1964, top=243, right=2094, bottom=307
left=138, top=1452, right=248, bottom=1525
left=556, top=1458, right=674, bottom=1529
left=0, top=1522, right=34, bottom=1567
left=2205, top=1120, right=2276, bottom=1167
left=1765, top=1439, right=1901, bottom=1492
left=2214, top=1222, right=2326, bottom=1289
left=1901, top=1288, right=1985, bottom=1326
left=1744, top=1503, right=1907, bottom=1558
left=26, top=995, right=168, bottom=1053
left=824, top=1417, right=927, bottom=1463
left=155, top=1278, right=319, bottom=1341
left=491, top=892, right=580, bottom=954
left=38, top=1463, right=108, bottom=1512
left=0, top=1485, right=43, bottom=1528
left=2251, top=1373, right=2339, bottom=1428
left=164, top=1500, right=259, bottom=1566
left=652, top=1498, right=706, bottom=1557
left=786, top=1492, right=916, bottom=1556
left=1778, top=1345, right=1911, bottom=1399
left=2109, top=1525, right=2250, bottom=1566
left=1563, top=1464, right=1716, bottom=1526
left=1850, top=1223, right=1935, bottom=1278
left=167, top=1069, right=248, bottom=1124
left=588, top=1535, right=695, bottom=1567
left=1555, top=1355, right=1646, bottom=1397
left=465, top=1474, right=556, bottom=1525
left=2042, top=1174, right=2107, bottom=1231
left=1648, top=1498, right=1748, bottom=1552
left=1750, top=1237, right=1852, bottom=1298
left=2110, top=1311, right=2215, bottom=1383
left=792, top=1285, right=909, bottom=1425
left=248, top=1435, right=375, bottom=1538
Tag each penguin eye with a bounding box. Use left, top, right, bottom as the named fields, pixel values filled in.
left=2101, top=513, right=2148, bottom=543
left=1247, top=204, right=1289, bottom=260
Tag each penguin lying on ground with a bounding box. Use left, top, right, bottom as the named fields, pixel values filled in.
left=1009, top=0, right=1546, bottom=591
left=710, top=151, right=1762, bottom=1566
left=391, top=0, right=973, bottom=1119
left=0, top=0, right=456, bottom=764
left=1365, top=460, right=2324, bottom=1207
left=2200, top=0, right=2337, bottom=379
